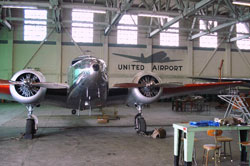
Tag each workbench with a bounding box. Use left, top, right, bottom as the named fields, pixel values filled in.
left=173, top=123, right=250, bottom=166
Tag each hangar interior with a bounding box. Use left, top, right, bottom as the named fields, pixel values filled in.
left=1, top=0, right=250, bottom=85
left=1, top=0, right=250, bottom=166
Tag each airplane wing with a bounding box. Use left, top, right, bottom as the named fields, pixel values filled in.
left=161, top=81, right=244, bottom=98
left=0, top=79, right=69, bottom=89
left=0, top=85, right=13, bottom=101
left=190, top=76, right=250, bottom=83
left=108, top=80, right=244, bottom=107
left=112, top=53, right=140, bottom=61
left=0, top=79, right=68, bottom=106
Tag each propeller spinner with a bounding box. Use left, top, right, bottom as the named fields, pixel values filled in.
left=138, top=75, right=160, bottom=97
left=15, top=73, right=40, bottom=97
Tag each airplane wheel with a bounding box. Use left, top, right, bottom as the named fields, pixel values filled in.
left=25, top=118, right=35, bottom=139
left=138, top=117, right=146, bottom=133
left=135, top=116, right=147, bottom=133
left=72, top=109, right=76, bottom=115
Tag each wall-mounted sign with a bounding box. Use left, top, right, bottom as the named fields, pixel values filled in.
left=113, top=51, right=182, bottom=63
left=113, top=51, right=183, bottom=71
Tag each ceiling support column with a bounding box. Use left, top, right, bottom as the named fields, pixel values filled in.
left=187, top=40, right=194, bottom=79
left=224, top=43, right=232, bottom=77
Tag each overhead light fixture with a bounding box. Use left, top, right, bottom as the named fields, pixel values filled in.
left=232, top=1, right=250, bottom=7
left=2, top=5, right=38, bottom=9
left=138, top=14, right=169, bottom=19
left=73, top=9, right=106, bottom=14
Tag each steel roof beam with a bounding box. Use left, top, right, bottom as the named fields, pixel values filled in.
left=223, top=0, right=238, bottom=16
left=190, top=13, right=250, bottom=40
left=0, top=1, right=51, bottom=8
left=0, top=8, right=12, bottom=30
left=149, top=0, right=215, bottom=38
left=228, top=34, right=250, bottom=42
left=1, top=19, right=12, bottom=30
left=0, top=1, right=182, bottom=18
left=188, top=17, right=197, bottom=38
left=228, top=23, right=250, bottom=42
left=227, top=25, right=235, bottom=41
left=104, top=0, right=133, bottom=36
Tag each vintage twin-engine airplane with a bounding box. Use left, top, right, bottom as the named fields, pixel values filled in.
left=0, top=55, right=244, bottom=139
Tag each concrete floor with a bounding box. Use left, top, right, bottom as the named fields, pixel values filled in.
left=0, top=101, right=248, bottom=166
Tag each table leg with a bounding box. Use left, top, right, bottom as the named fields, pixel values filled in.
left=184, top=131, right=195, bottom=166
left=240, top=130, right=248, bottom=162
left=174, top=128, right=183, bottom=166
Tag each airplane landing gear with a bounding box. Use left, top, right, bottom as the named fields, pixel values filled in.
left=134, top=105, right=147, bottom=133
left=25, top=118, right=36, bottom=139
left=24, top=105, right=38, bottom=139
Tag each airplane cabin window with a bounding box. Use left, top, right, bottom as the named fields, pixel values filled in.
left=24, top=9, right=47, bottom=41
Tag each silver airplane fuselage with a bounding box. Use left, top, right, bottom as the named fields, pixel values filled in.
left=66, top=55, right=108, bottom=110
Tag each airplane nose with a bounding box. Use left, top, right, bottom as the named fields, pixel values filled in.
left=92, top=64, right=100, bottom=71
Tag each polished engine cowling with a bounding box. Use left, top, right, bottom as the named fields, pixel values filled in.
left=9, top=69, right=47, bottom=104
left=129, top=72, right=163, bottom=105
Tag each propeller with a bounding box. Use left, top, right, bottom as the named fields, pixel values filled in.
left=113, top=83, right=144, bottom=88
left=113, top=82, right=183, bottom=88
left=0, top=79, right=23, bottom=85
left=113, top=75, right=183, bottom=98
left=138, top=75, right=160, bottom=97
left=32, top=82, right=69, bottom=89
left=1, top=78, right=68, bottom=89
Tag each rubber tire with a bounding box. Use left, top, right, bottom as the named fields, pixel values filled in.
left=25, top=119, right=35, bottom=139
left=72, top=109, right=76, bottom=115
left=137, top=117, right=147, bottom=133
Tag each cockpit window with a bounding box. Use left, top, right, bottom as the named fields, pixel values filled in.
left=71, top=60, right=80, bottom=65
left=67, top=56, right=108, bottom=86
left=68, top=59, right=92, bottom=86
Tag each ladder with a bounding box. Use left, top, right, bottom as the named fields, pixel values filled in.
left=218, top=95, right=250, bottom=123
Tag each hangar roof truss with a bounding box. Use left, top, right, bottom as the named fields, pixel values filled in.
left=0, top=0, right=250, bottom=42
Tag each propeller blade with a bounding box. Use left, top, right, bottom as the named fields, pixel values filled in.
left=0, top=79, right=23, bottom=85
left=0, top=79, right=10, bottom=85
left=32, top=82, right=69, bottom=89
left=113, top=82, right=183, bottom=88
left=113, top=83, right=144, bottom=88
left=154, top=83, right=183, bottom=88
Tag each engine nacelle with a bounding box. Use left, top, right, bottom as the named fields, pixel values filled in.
left=129, top=72, right=163, bottom=105
left=9, top=69, right=46, bottom=104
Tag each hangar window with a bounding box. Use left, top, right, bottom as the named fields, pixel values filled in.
left=24, top=10, right=47, bottom=41
left=72, top=9, right=93, bottom=43
left=117, top=15, right=138, bottom=45
left=236, top=23, right=250, bottom=50
left=199, top=20, right=217, bottom=48
left=160, top=17, right=179, bottom=46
